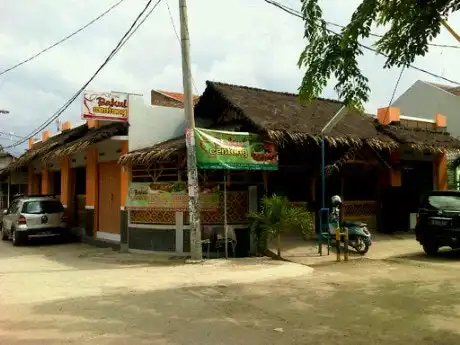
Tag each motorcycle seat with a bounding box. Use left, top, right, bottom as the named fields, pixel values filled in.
left=343, top=221, right=367, bottom=227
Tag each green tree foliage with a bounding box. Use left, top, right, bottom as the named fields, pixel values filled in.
left=298, top=0, right=460, bottom=109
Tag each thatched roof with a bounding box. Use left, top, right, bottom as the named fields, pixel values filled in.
left=119, top=81, right=460, bottom=166
left=118, top=136, right=185, bottom=166
left=8, top=124, right=89, bottom=170
left=42, top=122, right=128, bottom=163
left=377, top=123, right=460, bottom=153
left=195, top=81, right=397, bottom=150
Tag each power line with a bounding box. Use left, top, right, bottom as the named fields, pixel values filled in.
left=270, top=0, right=460, bottom=49
left=5, top=0, right=163, bottom=149
left=325, top=20, right=459, bottom=49
left=388, top=67, right=405, bottom=107
left=0, top=0, right=125, bottom=77
left=0, top=131, right=25, bottom=139
left=264, top=0, right=460, bottom=86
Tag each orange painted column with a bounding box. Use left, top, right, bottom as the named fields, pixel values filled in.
left=86, top=148, right=99, bottom=237
left=27, top=166, right=34, bottom=196
left=60, top=157, right=71, bottom=208
left=435, top=152, right=448, bottom=191
left=120, top=141, right=129, bottom=208
left=390, top=170, right=402, bottom=187
left=41, top=168, right=52, bottom=195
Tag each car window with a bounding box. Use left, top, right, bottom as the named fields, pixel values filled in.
left=424, top=195, right=460, bottom=211
left=22, top=200, right=64, bottom=214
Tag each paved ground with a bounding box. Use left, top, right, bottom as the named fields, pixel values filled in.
left=269, top=231, right=422, bottom=265
left=1, top=236, right=460, bottom=344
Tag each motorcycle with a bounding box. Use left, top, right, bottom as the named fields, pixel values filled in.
left=325, top=198, right=372, bottom=255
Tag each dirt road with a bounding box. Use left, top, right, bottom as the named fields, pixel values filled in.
left=1, top=240, right=460, bottom=344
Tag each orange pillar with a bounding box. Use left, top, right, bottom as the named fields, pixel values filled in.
left=41, top=168, right=52, bottom=195
left=390, top=170, right=402, bottom=187
left=60, top=157, right=71, bottom=208
left=86, top=148, right=99, bottom=237
left=120, top=141, right=129, bottom=208
left=435, top=153, right=448, bottom=191
left=28, top=166, right=34, bottom=196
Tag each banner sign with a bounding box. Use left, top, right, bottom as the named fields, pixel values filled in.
left=126, top=182, right=220, bottom=211
left=82, top=92, right=128, bottom=122
left=194, top=128, right=278, bottom=170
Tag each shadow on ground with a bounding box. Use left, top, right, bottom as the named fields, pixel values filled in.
left=388, top=248, right=460, bottom=265
left=2, top=272, right=460, bottom=344
left=0, top=236, right=184, bottom=274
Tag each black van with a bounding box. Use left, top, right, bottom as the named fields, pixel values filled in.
left=415, top=191, right=460, bottom=255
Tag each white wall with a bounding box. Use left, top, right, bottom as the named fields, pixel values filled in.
left=70, top=151, right=86, bottom=168
left=95, top=139, right=122, bottom=163
left=393, top=80, right=460, bottom=138
left=128, top=95, right=185, bottom=152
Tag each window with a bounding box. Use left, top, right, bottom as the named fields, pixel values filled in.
left=22, top=200, right=64, bottom=214
left=423, top=194, right=460, bottom=211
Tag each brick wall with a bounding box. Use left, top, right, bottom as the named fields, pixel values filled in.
left=151, top=91, right=184, bottom=108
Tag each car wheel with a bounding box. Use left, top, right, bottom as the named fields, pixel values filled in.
left=12, top=230, right=26, bottom=246
left=422, top=242, right=439, bottom=256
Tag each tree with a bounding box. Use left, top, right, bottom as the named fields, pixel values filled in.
left=298, top=0, right=460, bottom=109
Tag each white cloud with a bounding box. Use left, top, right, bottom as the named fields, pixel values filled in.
left=0, top=0, right=459, bottom=154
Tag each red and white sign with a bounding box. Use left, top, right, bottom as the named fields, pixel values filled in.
left=82, top=92, right=128, bottom=122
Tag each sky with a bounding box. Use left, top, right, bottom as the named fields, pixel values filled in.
left=0, top=0, right=459, bottom=155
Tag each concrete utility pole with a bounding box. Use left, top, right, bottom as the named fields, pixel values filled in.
left=179, top=0, right=202, bottom=260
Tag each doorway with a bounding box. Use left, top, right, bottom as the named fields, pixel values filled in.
left=97, top=161, right=121, bottom=240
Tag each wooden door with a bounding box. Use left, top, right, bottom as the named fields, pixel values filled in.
left=98, top=161, right=121, bottom=234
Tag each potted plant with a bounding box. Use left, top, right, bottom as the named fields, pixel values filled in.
left=249, top=194, right=313, bottom=257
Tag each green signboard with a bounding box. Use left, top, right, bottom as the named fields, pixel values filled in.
left=126, top=182, right=220, bottom=211
left=194, top=128, right=278, bottom=170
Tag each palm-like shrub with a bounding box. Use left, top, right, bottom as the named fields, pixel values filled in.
left=250, top=195, right=313, bottom=257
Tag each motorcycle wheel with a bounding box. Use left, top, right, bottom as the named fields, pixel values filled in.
left=353, top=236, right=369, bottom=255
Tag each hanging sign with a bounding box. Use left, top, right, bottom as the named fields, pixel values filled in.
left=82, top=91, right=128, bottom=122
left=194, top=128, right=278, bottom=170
left=126, top=182, right=220, bottom=211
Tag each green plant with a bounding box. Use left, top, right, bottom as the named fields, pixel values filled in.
left=249, top=195, right=313, bottom=258
left=171, top=181, right=187, bottom=193
left=297, top=0, right=459, bottom=109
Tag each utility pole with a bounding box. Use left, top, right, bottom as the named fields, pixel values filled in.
left=179, top=0, right=202, bottom=260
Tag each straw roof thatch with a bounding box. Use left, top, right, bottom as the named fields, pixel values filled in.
left=118, top=136, right=185, bottom=166
left=42, top=122, right=128, bottom=163
left=119, top=81, right=460, bottom=166
left=8, top=124, right=89, bottom=170
left=118, top=123, right=245, bottom=166
left=194, top=81, right=397, bottom=150
left=376, top=124, right=460, bottom=153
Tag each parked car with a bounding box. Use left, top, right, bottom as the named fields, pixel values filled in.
left=1, top=195, right=67, bottom=246
left=415, top=190, right=460, bottom=256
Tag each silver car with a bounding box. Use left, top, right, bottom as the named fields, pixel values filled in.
left=1, top=196, right=67, bottom=246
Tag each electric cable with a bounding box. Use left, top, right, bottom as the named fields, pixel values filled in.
left=5, top=0, right=163, bottom=149
left=0, top=0, right=126, bottom=77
